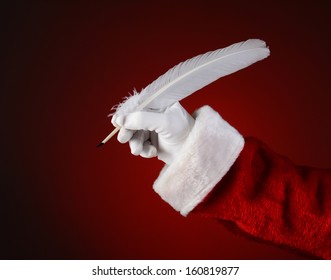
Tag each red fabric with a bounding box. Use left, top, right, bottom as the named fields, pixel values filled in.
left=192, top=137, right=331, bottom=259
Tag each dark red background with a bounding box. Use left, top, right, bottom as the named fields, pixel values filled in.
left=1, top=1, right=330, bottom=259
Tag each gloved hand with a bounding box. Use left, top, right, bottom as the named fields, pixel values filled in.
left=111, top=102, right=195, bottom=165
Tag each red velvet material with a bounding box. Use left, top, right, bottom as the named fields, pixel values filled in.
left=193, top=137, right=331, bottom=259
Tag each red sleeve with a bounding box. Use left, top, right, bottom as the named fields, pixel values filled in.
left=192, top=137, right=331, bottom=259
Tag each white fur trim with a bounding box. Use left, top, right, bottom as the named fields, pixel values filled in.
left=153, top=106, right=244, bottom=216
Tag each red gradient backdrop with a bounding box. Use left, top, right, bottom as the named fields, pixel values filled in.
left=2, top=1, right=330, bottom=259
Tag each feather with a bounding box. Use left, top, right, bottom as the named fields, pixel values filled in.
left=97, top=39, right=270, bottom=146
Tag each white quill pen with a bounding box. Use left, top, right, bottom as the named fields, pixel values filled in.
left=97, top=39, right=270, bottom=147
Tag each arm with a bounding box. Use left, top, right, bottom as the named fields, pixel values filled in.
left=114, top=104, right=331, bottom=259
left=152, top=106, right=331, bottom=259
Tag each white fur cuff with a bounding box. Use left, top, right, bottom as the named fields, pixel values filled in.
left=153, top=106, right=244, bottom=216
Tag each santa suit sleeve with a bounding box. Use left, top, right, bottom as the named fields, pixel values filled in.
left=153, top=106, right=331, bottom=259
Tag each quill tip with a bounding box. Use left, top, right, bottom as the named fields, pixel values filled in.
left=96, top=142, right=104, bottom=148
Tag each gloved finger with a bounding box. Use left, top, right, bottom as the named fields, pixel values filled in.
left=140, top=142, right=157, bottom=158
left=111, top=114, right=119, bottom=127
left=118, top=127, right=135, bottom=143
left=117, top=112, right=166, bottom=133
left=129, top=130, right=149, bottom=155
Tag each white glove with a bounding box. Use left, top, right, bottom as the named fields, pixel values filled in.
left=111, top=102, right=195, bottom=165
